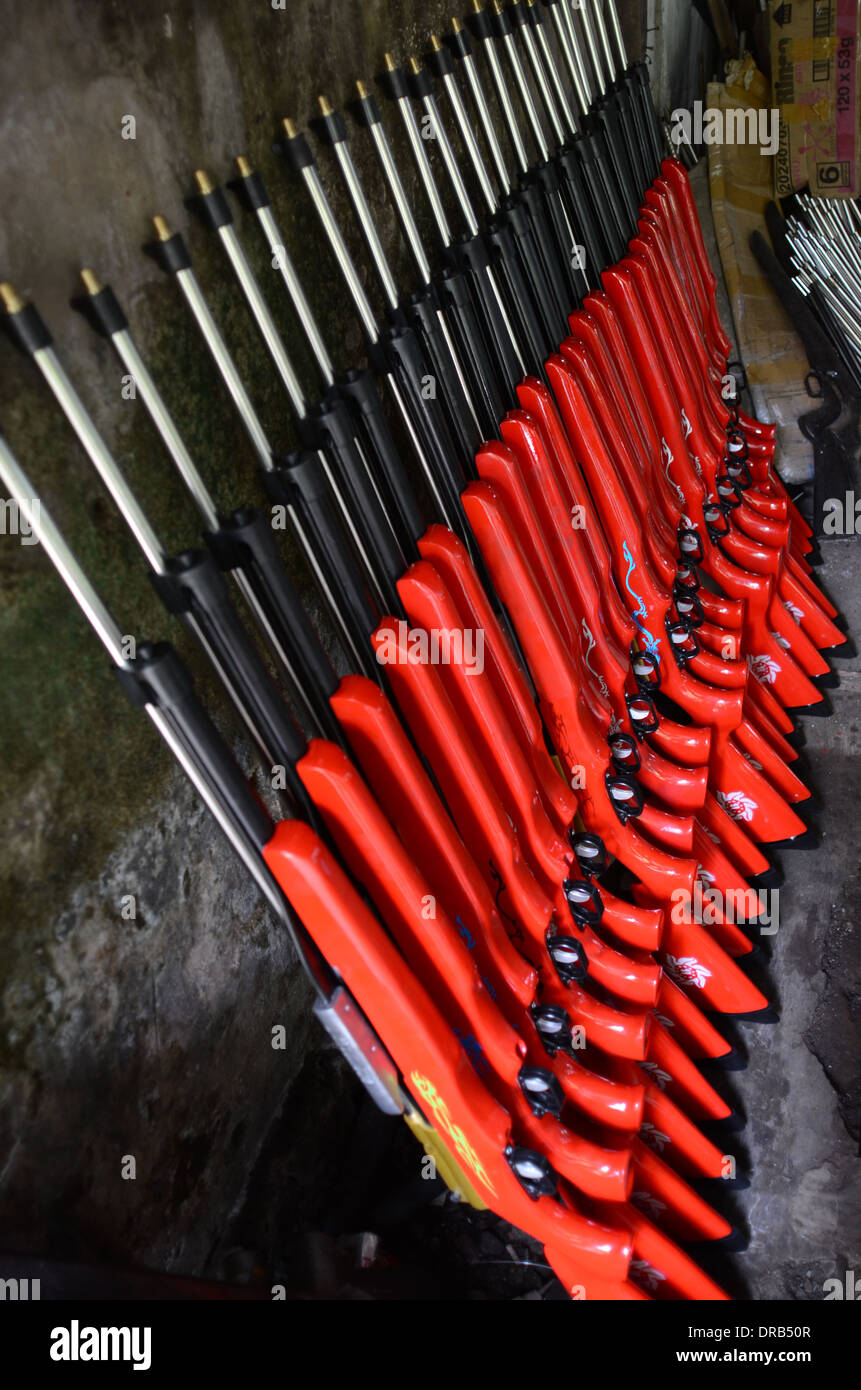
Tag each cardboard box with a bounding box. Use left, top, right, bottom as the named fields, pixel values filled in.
left=769, top=0, right=861, bottom=196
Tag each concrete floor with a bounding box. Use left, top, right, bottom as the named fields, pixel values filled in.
left=716, top=541, right=861, bottom=1301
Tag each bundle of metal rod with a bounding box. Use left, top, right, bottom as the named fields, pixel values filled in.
left=785, top=193, right=861, bottom=383
left=750, top=200, right=861, bottom=539
left=1, top=0, right=851, bottom=1304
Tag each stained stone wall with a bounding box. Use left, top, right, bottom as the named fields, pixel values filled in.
left=0, top=0, right=651, bottom=1276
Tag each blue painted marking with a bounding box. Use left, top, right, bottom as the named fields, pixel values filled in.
left=455, top=1030, right=488, bottom=1074
left=455, top=915, right=476, bottom=952
left=622, top=541, right=661, bottom=662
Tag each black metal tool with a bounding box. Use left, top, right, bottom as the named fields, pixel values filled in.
left=312, top=93, right=483, bottom=465
left=481, top=3, right=582, bottom=332
left=185, top=169, right=408, bottom=619
left=800, top=373, right=858, bottom=540
left=274, top=116, right=475, bottom=549
left=142, top=217, right=384, bottom=679
left=228, top=154, right=430, bottom=559
left=378, top=53, right=528, bottom=399
left=0, top=425, right=403, bottom=1115
left=514, top=1, right=605, bottom=292
left=540, top=2, right=626, bottom=265
left=356, top=84, right=507, bottom=437
left=449, top=9, right=600, bottom=296
left=69, top=269, right=347, bottom=748
left=426, top=30, right=575, bottom=350
left=476, top=0, right=627, bottom=262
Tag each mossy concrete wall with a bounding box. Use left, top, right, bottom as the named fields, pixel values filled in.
left=0, top=0, right=646, bottom=1276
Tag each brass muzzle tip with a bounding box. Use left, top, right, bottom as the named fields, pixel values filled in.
left=0, top=282, right=25, bottom=313
left=80, top=268, right=102, bottom=295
